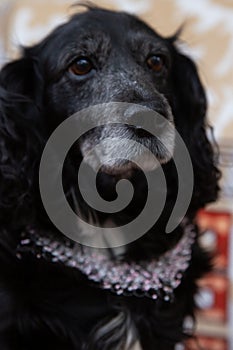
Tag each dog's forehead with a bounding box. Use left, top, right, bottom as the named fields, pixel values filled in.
left=49, top=10, right=166, bottom=52
left=69, top=10, right=157, bottom=37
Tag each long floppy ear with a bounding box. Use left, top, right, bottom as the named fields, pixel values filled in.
left=0, top=56, right=44, bottom=226
left=171, top=52, right=207, bottom=127
left=170, top=49, right=220, bottom=211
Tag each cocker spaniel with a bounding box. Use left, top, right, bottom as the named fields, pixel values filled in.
left=0, top=4, right=219, bottom=350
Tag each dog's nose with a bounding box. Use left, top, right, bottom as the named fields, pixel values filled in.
left=129, top=109, right=168, bottom=135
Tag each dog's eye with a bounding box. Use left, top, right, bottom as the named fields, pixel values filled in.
left=69, top=57, right=93, bottom=76
left=147, top=55, right=165, bottom=73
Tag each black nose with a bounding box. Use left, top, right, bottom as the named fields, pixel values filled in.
left=130, top=109, right=167, bottom=136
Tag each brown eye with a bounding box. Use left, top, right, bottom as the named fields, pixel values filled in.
left=69, top=57, right=93, bottom=76
left=147, top=55, right=165, bottom=73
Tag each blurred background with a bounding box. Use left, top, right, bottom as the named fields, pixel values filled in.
left=0, top=1, right=232, bottom=349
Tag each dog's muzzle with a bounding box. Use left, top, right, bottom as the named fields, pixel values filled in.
left=78, top=102, right=175, bottom=176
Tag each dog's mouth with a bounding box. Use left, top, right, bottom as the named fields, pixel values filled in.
left=79, top=122, right=175, bottom=177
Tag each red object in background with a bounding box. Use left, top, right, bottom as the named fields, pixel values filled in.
left=196, top=273, right=229, bottom=322
left=197, top=210, right=231, bottom=271
left=186, top=336, right=228, bottom=350
left=196, top=210, right=231, bottom=323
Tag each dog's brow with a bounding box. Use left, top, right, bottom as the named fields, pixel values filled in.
left=58, top=31, right=111, bottom=67
left=129, top=33, right=169, bottom=57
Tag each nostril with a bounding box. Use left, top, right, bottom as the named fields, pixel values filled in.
left=155, top=112, right=168, bottom=129
left=134, top=127, right=154, bottom=138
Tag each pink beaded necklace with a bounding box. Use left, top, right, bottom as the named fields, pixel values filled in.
left=17, top=222, right=196, bottom=302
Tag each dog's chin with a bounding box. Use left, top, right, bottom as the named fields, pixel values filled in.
left=99, top=161, right=140, bottom=178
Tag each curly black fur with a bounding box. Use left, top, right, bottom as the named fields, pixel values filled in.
left=0, top=5, right=219, bottom=350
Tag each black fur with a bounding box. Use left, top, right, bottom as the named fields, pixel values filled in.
left=0, top=5, right=219, bottom=350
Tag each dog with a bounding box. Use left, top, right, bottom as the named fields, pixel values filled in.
left=0, top=4, right=220, bottom=350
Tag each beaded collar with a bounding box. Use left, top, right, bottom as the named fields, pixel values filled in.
left=16, top=222, right=196, bottom=302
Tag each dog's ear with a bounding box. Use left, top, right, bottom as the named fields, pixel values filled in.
left=170, top=49, right=220, bottom=211
left=171, top=52, right=207, bottom=128
left=0, top=55, right=45, bottom=105
left=0, top=56, right=44, bottom=225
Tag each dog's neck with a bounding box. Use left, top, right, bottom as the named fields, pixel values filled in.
left=16, top=220, right=196, bottom=302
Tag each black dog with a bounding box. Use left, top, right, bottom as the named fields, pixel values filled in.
left=0, top=5, right=219, bottom=350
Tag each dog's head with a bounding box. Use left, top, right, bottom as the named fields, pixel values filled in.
left=0, top=5, right=219, bottom=234
left=33, top=6, right=177, bottom=176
